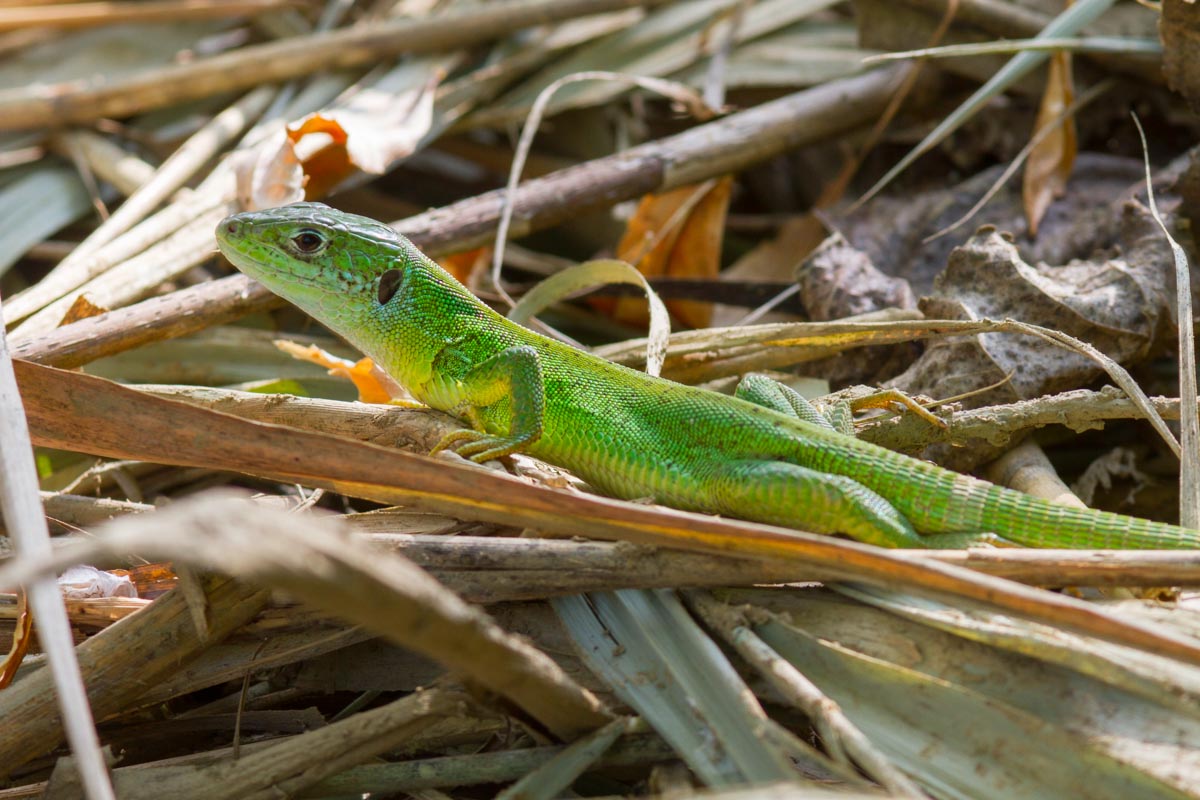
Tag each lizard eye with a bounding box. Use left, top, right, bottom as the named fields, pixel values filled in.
left=377, top=269, right=403, bottom=304
left=290, top=229, right=325, bottom=254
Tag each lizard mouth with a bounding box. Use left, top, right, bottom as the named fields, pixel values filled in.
left=216, top=214, right=305, bottom=283
left=216, top=213, right=357, bottom=315
left=215, top=231, right=274, bottom=281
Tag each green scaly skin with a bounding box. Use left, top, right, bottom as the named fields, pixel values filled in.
left=216, top=203, right=1200, bottom=549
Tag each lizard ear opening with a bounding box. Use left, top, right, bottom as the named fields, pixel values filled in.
left=377, top=268, right=404, bottom=304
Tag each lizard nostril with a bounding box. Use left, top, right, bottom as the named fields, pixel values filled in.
left=225, top=221, right=238, bottom=234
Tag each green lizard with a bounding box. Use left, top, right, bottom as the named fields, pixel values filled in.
left=216, top=203, right=1200, bottom=549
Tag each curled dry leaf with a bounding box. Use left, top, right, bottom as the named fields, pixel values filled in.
left=231, top=127, right=306, bottom=212
left=895, top=216, right=1168, bottom=407
left=289, top=71, right=441, bottom=199
left=796, top=233, right=916, bottom=321
left=1023, top=47, right=1077, bottom=237
left=57, top=564, right=136, bottom=599
left=230, top=71, right=441, bottom=211
left=889, top=205, right=1174, bottom=469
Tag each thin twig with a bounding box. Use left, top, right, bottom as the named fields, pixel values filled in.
left=0, top=0, right=679, bottom=130
left=491, top=70, right=711, bottom=309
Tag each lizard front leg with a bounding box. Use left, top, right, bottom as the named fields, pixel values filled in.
left=431, top=344, right=545, bottom=463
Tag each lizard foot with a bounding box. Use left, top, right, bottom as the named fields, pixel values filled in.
left=432, top=429, right=537, bottom=463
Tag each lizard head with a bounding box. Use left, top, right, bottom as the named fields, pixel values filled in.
left=216, top=202, right=426, bottom=329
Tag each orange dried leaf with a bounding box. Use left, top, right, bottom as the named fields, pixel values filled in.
left=617, top=185, right=694, bottom=274
left=1023, top=48, right=1077, bottom=237
left=58, top=293, right=108, bottom=327
left=119, top=562, right=178, bottom=598
left=288, top=73, right=440, bottom=199
left=438, top=246, right=492, bottom=284
left=275, top=341, right=410, bottom=404
left=287, top=114, right=350, bottom=146
left=289, top=113, right=353, bottom=200
left=662, top=176, right=733, bottom=328
left=297, top=141, right=353, bottom=201
left=611, top=177, right=732, bottom=328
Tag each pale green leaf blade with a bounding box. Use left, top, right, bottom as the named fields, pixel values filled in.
left=509, top=259, right=670, bottom=377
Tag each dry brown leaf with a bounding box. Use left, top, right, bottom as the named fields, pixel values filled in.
left=288, top=115, right=352, bottom=201
left=662, top=176, right=733, bottom=328
left=57, top=293, right=108, bottom=327
left=797, top=233, right=915, bottom=321
left=231, top=128, right=306, bottom=212
left=1023, top=47, right=1076, bottom=237
left=289, top=73, right=440, bottom=199
left=230, top=68, right=441, bottom=208
left=1162, top=0, right=1200, bottom=113
left=610, top=176, right=733, bottom=328
left=891, top=220, right=1167, bottom=472
left=617, top=185, right=695, bottom=269
left=0, top=589, right=30, bottom=690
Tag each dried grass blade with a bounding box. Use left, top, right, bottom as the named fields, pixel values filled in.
left=1132, top=113, right=1199, bottom=527
left=11, top=359, right=1200, bottom=668
left=0, top=298, right=113, bottom=796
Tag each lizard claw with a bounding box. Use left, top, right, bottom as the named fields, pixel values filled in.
left=432, top=429, right=532, bottom=464
left=431, top=429, right=485, bottom=457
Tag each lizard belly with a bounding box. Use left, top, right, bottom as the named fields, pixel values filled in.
left=413, top=373, right=470, bottom=418
left=542, top=443, right=717, bottom=512
left=526, top=404, right=723, bottom=513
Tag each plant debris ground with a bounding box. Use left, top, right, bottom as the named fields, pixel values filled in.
left=4, top=1, right=1200, bottom=798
